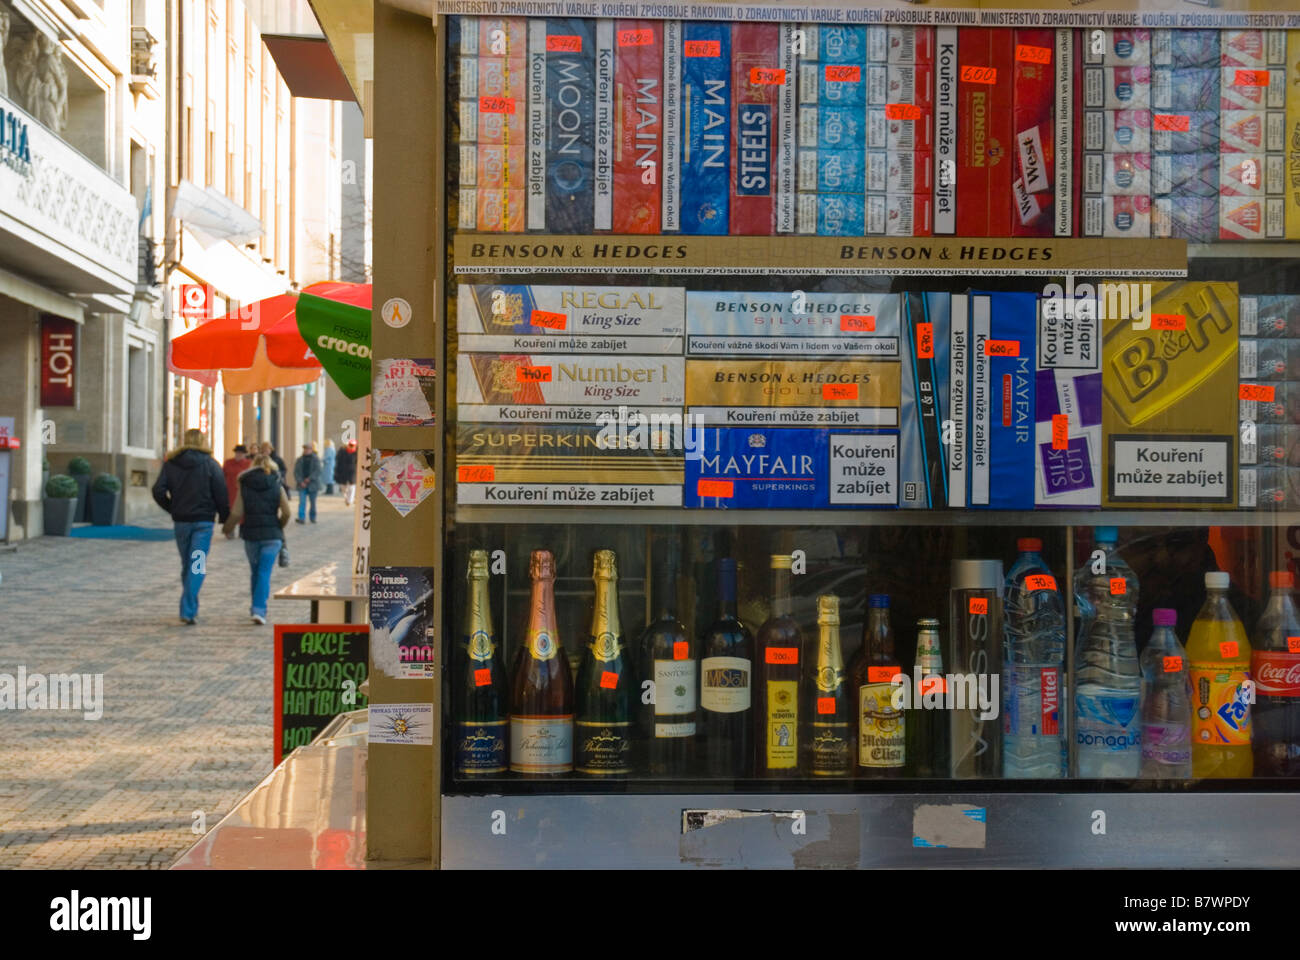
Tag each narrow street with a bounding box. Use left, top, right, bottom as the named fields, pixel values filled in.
left=0, top=493, right=355, bottom=868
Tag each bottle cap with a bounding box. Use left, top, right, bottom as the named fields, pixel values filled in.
left=593, top=549, right=617, bottom=579
left=1205, top=571, right=1230, bottom=590
left=869, top=593, right=890, bottom=608
left=1152, top=608, right=1177, bottom=626
left=770, top=554, right=794, bottom=570
left=916, top=617, right=940, bottom=630
left=529, top=549, right=555, bottom=580
left=1095, top=526, right=1118, bottom=543
left=1270, top=570, right=1295, bottom=589
left=1017, top=537, right=1042, bottom=552
left=817, top=594, right=840, bottom=624
left=950, top=559, right=1004, bottom=590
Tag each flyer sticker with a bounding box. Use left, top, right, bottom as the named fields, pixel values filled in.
left=1025, top=574, right=1056, bottom=591
left=478, top=96, right=516, bottom=114
left=530, top=309, right=567, bottom=330
left=1015, top=44, right=1052, bottom=64
left=885, top=103, right=923, bottom=120
left=1052, top=414, right=1069, bottom=450
left=839, top=314, right=876, bottom=332
left=969, top=598, right=988, bottom=615
left=868, top=666, right=899, bottom=683
left=516, top=365, right=552, bottom=383
left=474, top=668, right=493, bottom=687
left=1153, top=114, right=1191, bottom=131
left=1110, top=577, right=1127, bottom=595
left=823, top=383, right=859, bottom=400
left=985, top=339, right=1020, bottom=357
left=374, top=451, right=438, bottom=518
left=546, top=35, right=582, bottom=52
left=1288, top=637, right=1300, bottom=653
left=458, top=464, right=495, bottom=483
left=600, top=671, right=619, bottom=689
left=1234, top=69, right=1269, bottom=86
left=817, top=697, right=836, bottom=715
left=1240, top=383, right=1276, bottom=402
left=618, top=28, right=654, bottom=47
left=696, top=478, right=734, bottom=498
left=825, top=65, right=861, bottom=82
left=1220, top=641, right=1239, bottom=658
left=960, top=65, right=998, bottom=84
left=1151, top=313, right=1186, bottom=331
left=673, top=641, right=689, bottom=660
left=917, top=322, right=935, bottom=359
left=750, top=67, right=786, bottom=85
left=1162, top=656, right=1182, bottom=673
left=685, top=40, right=721, bottom=57
left=765, top=647, right=799, bottom=665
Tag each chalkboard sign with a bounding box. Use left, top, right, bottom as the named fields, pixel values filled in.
left=274, top=624, right=369, bottom=764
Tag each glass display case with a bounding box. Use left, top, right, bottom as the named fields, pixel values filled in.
left=422, top=9, right=1300, bottom=868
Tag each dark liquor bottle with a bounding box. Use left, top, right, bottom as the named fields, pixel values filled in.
left=700, top=558, right=754, bottom=778
left=755, top=554, right=802, bottom=777
left=455, top=549, right=508, bottom=777
left=509, top=550, right=574, bottom=776
left=807, top=594, right=852, bottom=777
left=642, top=537, right=696, bottom=777
left=575, top=550, right=633, bottom=777
left=906, top=618, right=950, bottom=777
left=849, top=594, right=905, bottom=777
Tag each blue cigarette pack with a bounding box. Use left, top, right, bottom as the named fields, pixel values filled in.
left=1153, top=195, right=1218, bottom=240
left=899, top=292, right=951, bottom=509
left=681, top=22, right=731, bottom=235
left=1153, top=28, right=1220, bottom=68
left=1152, top=67, right=1220, bottom=111
left=1152, top=111, right=1221, bottom=152
left=796, top=192, right=866, bottom=235
left=543, top=19, right=596, bottom=234
left=968, top=290, right=1036, bottom=509
left=1152, top=153, right=1218, bottom=196
left=800, top=147, right=867, bottom=194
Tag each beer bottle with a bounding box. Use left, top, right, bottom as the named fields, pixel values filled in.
left=455, top=549, right=507, bottom=777
left=575, top=550, right=633, bottom=776
left=806, top=594, right=852, bottom=777
left=907, top=618, right=950, bottom=777
left=850, top=594, right=905, bottom=777
left=509, top=550, right=574, bottom=776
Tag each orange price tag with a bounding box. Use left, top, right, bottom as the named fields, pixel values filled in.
left=599, top=671, right=620, bottom=689
left=684, top=40, right=721, bottom=57
left=917, top=322, right=935, bottom=359
left=825, top=65, right=861, bottom=82
left=1240, top=383, right=1276, bottom=402
left=516, top=365, right=552, bottom=383
left=960, top=65, right=998, bottom=84
left=673, top=641, right=689, bottom=660
left=840, top=314, right=876, bottom=332
left=817, top=697, right=836, bottom=715
left=530, top=309, right=566, bottom=330
left=1288, top=637, right=1300, bottom=653
left=750, top=67, right=786, bottom=85
left=1153, top=114, right=1190, bottom=131
left=969, top=598, right=988, bottom=615
left=458, top=464, right=495, bottom=482
left=617, top=28, right=654, bottom=47
left=920, top=676, right=946, bottom=696
left=696, top=478, right=733, bottom=498
left=765, top=647, right=799, bottom=665
left=885, top=103, right=923, bottom=120
left=823, top=383, right=858, bottom=400
left=1220, top=641, right=1240, bottom=659
left=478, top=96, right=516, bottom=114
left=1235, top=69, right=1269, bottom=86
left=474, top=668, right=493, bottom=686
left=1151, top=313, right=1186, bottom=331
left=1025, top=574, right=1056, bottom=591
left=1110, top=577, right=1127, bottom=595
left=546, top=34, right=582, bottom=52
left=1162, top=656, right=1182, bottom=673
left=1052, top=414, right=1069, bottom=450
left=985, top=339, right=1020, bottom=357
left=867, top=666, right=899, bottom=683
left=1015, top=44, right=1052, bottom=64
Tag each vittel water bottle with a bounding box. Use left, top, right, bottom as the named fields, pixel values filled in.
left=1139, top=608, right=1192, bottom=779
left=1002, top=538, right=1066, bottom=778
left=1072, top=527, right=1141, bottom=778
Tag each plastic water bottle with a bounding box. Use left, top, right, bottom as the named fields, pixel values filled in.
left=1139, top=608, right=1192, bottom=779
left=1072, top=527, right=1142, bottom=778
left=1002, top=537, right=1066, bottom=778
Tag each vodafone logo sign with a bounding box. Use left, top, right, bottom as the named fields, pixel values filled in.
left=179, top=284, right=212, bottom=322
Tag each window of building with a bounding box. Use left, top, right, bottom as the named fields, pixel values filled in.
left=126, top=338, right=154, bottom=452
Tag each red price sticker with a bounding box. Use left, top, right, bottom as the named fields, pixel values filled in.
left=1288, top=637, right=1300, bottom=653
left=530, top=309, right=567, bottom=330
left=825, top=64, right=861, bottom=82
left=960, top=64, right=998, bottom=84
left=969, top=598, right=988, bottom=615
left=817, top=697, right=836, bottom=715
left=478, top=96, right=516, bottom=114
left=985, top=339, right=1020, bottom=357
left=546, top=34, right=583, bottom=52
left=765, top=647, right=799, bottom=665
left=1240, top=383, right=1276, bottom=402
left=885, top=103, right=923, bottom=120
left=1015, top=44, right=1052, bottom=64
left=917, top=322, right=935, bottom=359
left=599, top=671, right=619, bottom=689
left=1052, top=414, right=1069, bottom=450
left=1162, top=656, right=1182, bottom=673
left=673, top=641, right=689, bottom=660
left=1234, top=69, right=1270, bottom=86
left=516, top=365, right=552, bottom=383
left=684, top=40, right=721, bottom=57
left=696, top=478, right=734, bottom=498
left=1153, top=114, right=1191, bottom=131
left=920, top=676, right=946, bottom=696
left=1025, top=574, right=1056, bottom=592
left=1151, top=313, right=1186, bottom=331
left=458, top=464, right=495, bottom=483
left=1220, top=641, right=1240, bottom=659
left=868, top=666, right=899, bottom=683
left=617, top=28, right=654, bottom=47
left=474, top=668, right=493, bottom=687
left=1110, top=577, right=1127, bottom=596
left=823, top=383, right=858, bottom=400
left=840, top=314, right=876, bottom=332
left=750, top=67, right=786, bottom=85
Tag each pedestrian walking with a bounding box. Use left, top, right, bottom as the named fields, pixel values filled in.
left=293, top=443, right=323, bottom=523
left=221, top=443, right=252, bottom=506
left=151, top=428, right=229, bottom=625
left=322, top=439, right=337, bottom=495
left=260, top=441, right=292, bottom=567
left=335, top=439, right=358, bottom=506
left=223, top=454, right=291, bottom=625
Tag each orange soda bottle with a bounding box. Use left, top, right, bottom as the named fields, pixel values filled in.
left=1187, top=571, right=1253, bottom=778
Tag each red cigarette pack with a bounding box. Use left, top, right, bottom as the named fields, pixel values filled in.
left=612, top=20, right=663, bottom=234
left=1011, top=29, right=1055, bottom=236
left=730, top=23, right=781, bottom=235
left=956, top=28, right=1015, bottom=237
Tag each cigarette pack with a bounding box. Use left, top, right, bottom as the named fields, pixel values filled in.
left=1084, top=152, right=1152, bottom=196
left=730, top=24, right=782, bottom=235
left=474, top=188, right=527, bottom=232
left=685, top=358, right=900, bottom=424
left=475, top=142, right=528, bottom=191
left=1035, top=369, right=1103, bottom=508
left=948, top=293, right=969, bottom=506
left=883, top=64, right=935, bottom=154
left=612, top=21, right=662, bottom=234
left=1084, top=109, right=1152, bottom=153
left=684, top=290, right=902, bottom=358
left=801, top=102, right=865, bottom=151
left=1220, top=30, right=1287, bottom=69
left=1219, top=196, right=1285, bottom=239
left=775, top=24, right=798, bottom=234
left=1287, top=29, right=1300, bottom=240
left=542, top=19, right=596, bottom=234
left=865, top=150, right=931, bottom=195
left=465, top=17, right=528, bottom=58
left=956, top=28, right=1015, bottom=237
left=1239, top=465, right=1300, bottom=509
left=884, top=26, right=935, bottom=65
left=1084, top=194, right=1152, bottom=238
left=1085, top=29, right=1151, bottom=67
left=594, top=21, right=614, bottom=230
left=1152, top=154, right=1217, bottom=196
left=1240, top=295, right=1300, bottom=337
left=1153, top=196, right=1218, bottom=241
left=1152, top=111, right=1221, bottom=153
left=1219, top=153, right=1284, bottom=197
left=933, top=26, right=958, bottom=235
left=801, top=147, right=866, bottom=194
left=1239, top=338, right=1300, bottom=380
left=968, top=290, right=1036, bottom=510
left=1011, top=28, right=1055, bottom=236
left=526, top=20, right=546, bottom=229
left=681, top=22, right=731, bottom=235
left=797, top=192, right=865, bottom=236
left=899, top=291, right=951, bottom=508
left=1054, top=28, right=1078, bottom=236
left=660, top=21, right=682, bottom=232
left=1084, top=66, right=1152, bottom=110
left=1220, top=66, right=1286, bottom=112
left=808, top=25, right=870, bottom=65
left=1153, top=28, right=1219, bottom=68
left=870, top=193, right=927, bottom=236
left=1242, top=424, right=1300, bottom=467
left=1240, top=380, right=1295, bottom=424
left=1152, top=67, right=1219, bottom=111
left=1219, top=110, right=1284, bottom=154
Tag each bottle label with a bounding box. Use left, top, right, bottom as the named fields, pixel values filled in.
left=858, top=683, right=905, bottom=767
left=810, top=722, right=851, bottom=775
left=455, top=720, right=507, bottom=774
left=1252, top=650, right=1300, bottom=698
left=764, top=680, right=799, bottom=769
left=654, top=659, right=697, bottom=716
left=527, top=630, right=559, bottom=661
left=1002, top=665, right=1061, bottom=738
left=509, top=716, right=573, bottom=772
left=1074, top=693, right=1140, bottom=751
left=1190, top=663, right=1252, bottom=745
left=467, top=630, right=495, bottom=662
left=655, top=721, right=696, bottom=738
left=1141, top=722, right=1191, bottom=767
left=575, top=720, right=632, bottom=775
left=700, top=656, right=751, bottom=713
left=590, top=631, right=622, bottom=662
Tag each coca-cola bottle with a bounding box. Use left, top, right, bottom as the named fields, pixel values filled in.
left=1253, top=570, right=1300, bottom=776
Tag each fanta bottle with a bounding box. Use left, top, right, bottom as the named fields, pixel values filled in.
left=1187, top=571, right=1253, bottom=778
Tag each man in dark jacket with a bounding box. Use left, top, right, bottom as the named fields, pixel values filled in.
left=293, top=443, right=324, bottom=523
left=152, top=429, right=229, bottom=624
left=334, top=440, right=358, bottom=506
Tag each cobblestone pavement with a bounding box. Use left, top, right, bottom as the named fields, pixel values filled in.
left=0, top=493, right=356, bottom=868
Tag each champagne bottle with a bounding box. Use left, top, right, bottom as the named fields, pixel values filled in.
left=455, top=549, right=507, bottom=777
left=575, top=550, right=633, bottom=777
left=509, top=550, right=574, bottom=776
left=642, top=537, right=696, bottom=777
left=755, top=554, right=802, bottom=777
left=906, top=618, right=950, bottom=778
left=807, top=594, right=852, bottom=777
left=700, top=558, right=754, bottom=778
left=850, top=594, right=905, bottom=777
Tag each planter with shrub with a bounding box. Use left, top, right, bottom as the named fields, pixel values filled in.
left=43, top=475, right=78, bottom=536
left=90, top=473, right=122, bottom=526
left=68, top=457, right=92, bottom=522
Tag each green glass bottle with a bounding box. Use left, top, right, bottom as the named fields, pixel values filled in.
left=575, top=549, right=633, bottom=777
left=455, top=549, right=507, bottom=777
left=807, top=594, right=852, bottom=777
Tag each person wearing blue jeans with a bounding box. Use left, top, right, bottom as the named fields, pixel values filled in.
left=293, top=443, right=323, bottom=524
left=152, top=429, right=230, bottom=625
left=224, top=454, right=292, bottom=624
